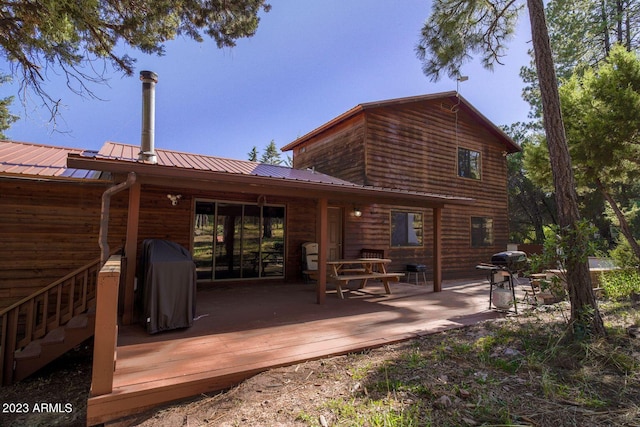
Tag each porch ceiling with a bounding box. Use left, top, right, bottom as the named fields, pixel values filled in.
left=67, top=153, right=474, bottom=209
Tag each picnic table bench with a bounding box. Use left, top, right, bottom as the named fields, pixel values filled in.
left=327, top=259, right=403, bottom=299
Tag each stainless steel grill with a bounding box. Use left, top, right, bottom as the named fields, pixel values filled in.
left=476, top=251, right=528, bottom=314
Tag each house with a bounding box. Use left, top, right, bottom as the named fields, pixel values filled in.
left=0, top=135, right=473, bottom=379
left=0, top=86, right=518, bottom=423
left=281, top=92, right=520, bottom=279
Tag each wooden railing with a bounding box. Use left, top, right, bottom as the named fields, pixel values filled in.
left=90, top=255, right=122, bottom=397
left=0, top=256, right=103, bottom=385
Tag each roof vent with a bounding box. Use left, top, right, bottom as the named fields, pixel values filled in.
left=139, top=70, right=158, bottom=164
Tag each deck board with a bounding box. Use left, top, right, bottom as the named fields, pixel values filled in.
left=88, top=279, right=503, bottom=425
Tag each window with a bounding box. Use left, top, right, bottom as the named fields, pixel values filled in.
left=471, top=217, right=493, bottom=247
left=458, top=147, right=481, bottom=179
left=391, top=210, right=423, bottom=247
left=193, top=201, right=285, bottom=281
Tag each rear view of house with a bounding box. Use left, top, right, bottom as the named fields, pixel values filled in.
left=0, top=90, right=518, bottom=424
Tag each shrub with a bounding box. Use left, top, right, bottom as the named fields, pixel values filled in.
left=609, top=237, right=640, bottom=269
left=600, top=268, right=640, bottom=300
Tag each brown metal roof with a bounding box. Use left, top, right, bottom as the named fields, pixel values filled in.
left=67, top=142, right=474, bottom=208
left=0, top=140, right=107, bottom=180
left=97, top=141, right=359, bottom=186
left=280, top=92, right=521, bottom=153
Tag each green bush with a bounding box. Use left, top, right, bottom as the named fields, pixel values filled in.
left=600, top=268, right=640, bottom=300
left=609, top=237, right=640, bottom=269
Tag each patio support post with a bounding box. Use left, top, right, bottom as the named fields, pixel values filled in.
left=317, top=197, right=328, bottom=304
left=122, top=182, right=141, bottom=325
left=90, top=255, right=121, bottom=397
left=433, top=207, right=442, bottom=292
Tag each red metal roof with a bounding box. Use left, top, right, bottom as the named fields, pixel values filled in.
left=66, top=142, right=473, bottom=206
left=97, top=141, right=358, bottom=186
left=2, top=140, right=474, bottom=206
left=0, top=140, right=107, bottom=180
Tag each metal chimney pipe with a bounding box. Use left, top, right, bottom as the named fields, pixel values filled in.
left=139, top=70, right=158, bottom=164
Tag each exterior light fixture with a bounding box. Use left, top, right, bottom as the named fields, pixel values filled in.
left=353, top=208, right=362, bottom=217
left=167, top=194, right=182, bottom=206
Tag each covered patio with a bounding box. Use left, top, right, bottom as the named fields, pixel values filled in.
left=86, top=277, right=505, bottom=425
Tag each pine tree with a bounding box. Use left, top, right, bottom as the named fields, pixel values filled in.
left=416, top=0, right=606, bottom=336
left=260, top=140, right=282, bottom=165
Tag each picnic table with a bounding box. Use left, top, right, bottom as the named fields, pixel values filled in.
left=327, top=258, right=403, bottom=299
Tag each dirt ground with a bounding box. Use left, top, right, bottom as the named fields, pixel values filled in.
left=2, top=301, right=639, bottom=427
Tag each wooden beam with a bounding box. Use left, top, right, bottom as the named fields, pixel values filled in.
left=122, top=182, right=141, bottom=325
left=317, top=198, right=328, bottom=304
left=433, top=207, right=442, bottom=292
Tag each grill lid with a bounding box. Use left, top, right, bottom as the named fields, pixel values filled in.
left=491, top=251, right=528, bottom=270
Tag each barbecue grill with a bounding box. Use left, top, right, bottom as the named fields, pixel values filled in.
left=476, top=251, right=528, bottom=314
left=490, top=251, right=528, bottom=272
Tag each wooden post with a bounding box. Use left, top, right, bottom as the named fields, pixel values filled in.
left=90, top=255, right=121, bottom=397
left=2, top=310, right=19, bottom=385
left=433, top=207, right=442, bottom=292
left=317, top=198, right=328, bottom=304
left=122, top=182, right=141, bottom=325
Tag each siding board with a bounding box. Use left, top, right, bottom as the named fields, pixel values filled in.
left=292, top=98, right=513, bottom=279
left=0, top=179, right=128, bottom=301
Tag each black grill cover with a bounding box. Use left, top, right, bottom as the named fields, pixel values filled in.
left=141, top=239, right=197, bottom=334
left=491, top=251, right=528, bottom=271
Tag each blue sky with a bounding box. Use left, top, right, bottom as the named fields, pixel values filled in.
left=2, top=0, right=533, bottom=161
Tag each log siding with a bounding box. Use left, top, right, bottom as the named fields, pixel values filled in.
left=290, top=97, right=515, bottom=279
left=0, top=179, right=128, bottom=304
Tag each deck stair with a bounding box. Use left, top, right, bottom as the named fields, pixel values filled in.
left=1, top=256, right=105, bottom=385
left=13, top=309, right=96, bottom=381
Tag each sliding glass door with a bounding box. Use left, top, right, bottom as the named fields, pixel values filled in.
left=193, top=200, right=285, bottom=281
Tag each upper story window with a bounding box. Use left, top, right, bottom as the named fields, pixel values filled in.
left=458, top=147, right=481, bottom=180
left=391, top=210, right=423, bottom=247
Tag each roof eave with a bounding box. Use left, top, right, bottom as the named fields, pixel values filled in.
left=280, top=105, right=365, bottom=152
left=280, top=92, right=521, bottom=154
left=67, top=154, right=474, bottom=208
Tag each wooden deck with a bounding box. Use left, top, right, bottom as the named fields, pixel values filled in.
left=87, top=278, right=504, bottom=425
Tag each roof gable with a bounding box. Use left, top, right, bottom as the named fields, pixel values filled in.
left=280, top=92, right=520, bottom=153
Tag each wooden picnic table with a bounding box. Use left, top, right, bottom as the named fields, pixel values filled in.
left=327, top=258, right=403, bottom=299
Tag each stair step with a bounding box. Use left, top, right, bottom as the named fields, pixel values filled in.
left=14, top=341, right=42, bottom=360
left=67, top=313, right=89, bottom=329
left=41, top=327, right=65, bottom=346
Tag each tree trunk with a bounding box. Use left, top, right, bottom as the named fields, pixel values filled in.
left=616, top=0, right=624, bottom=44
left=625, top=6, right=632, bottom=50
left=600, top=0, right=611, bottom=54
left=527, top=0, right=606, bottom=336
left=596, top=178, right=640, bottom=262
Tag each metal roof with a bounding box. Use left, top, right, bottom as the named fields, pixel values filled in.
left=97, top=141, right=359, bottom=186
left=1, top=139, right=474, bottom=207
left=67, top=142, right=474, bottom=207
left=0, top=140, right=107, bottom=180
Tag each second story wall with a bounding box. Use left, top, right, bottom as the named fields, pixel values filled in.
left=285, top=94, right=516, bottom=278
left=364, top=99, right=509, bottom=205
left=291, top=114, right=367, bottom=184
